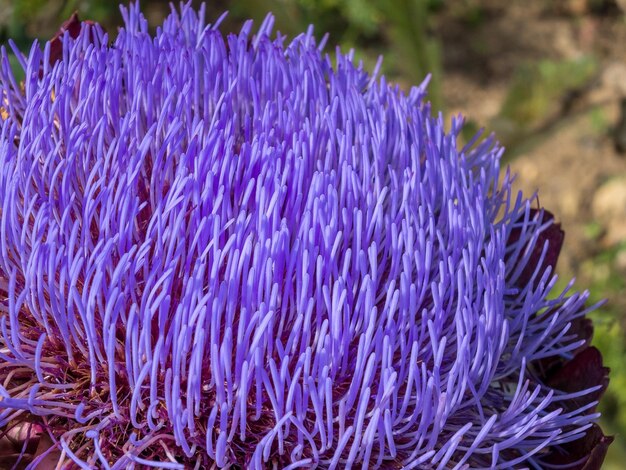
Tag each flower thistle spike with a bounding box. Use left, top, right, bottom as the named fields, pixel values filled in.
left=0, top=3, right=611, bottom=469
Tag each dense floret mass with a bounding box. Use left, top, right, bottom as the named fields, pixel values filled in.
left=0, top=3, right=610, bottom=469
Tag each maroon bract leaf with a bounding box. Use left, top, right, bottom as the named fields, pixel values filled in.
left=525, top=209, right=564, bottom=287
left=533, top=343, right=610, bottom=469
left=545, top=346, right=609, bottom=408
left=48, top=12, right=81, bottom=66
left=531, top=313, right=596, bottom=401
left=544, top=423, right=613, bottom=470
left=48, top=12, right=100, bottom=66
left=0, top=422, right=43, bottom=469
left=569, top=315, right=595, bottom=350
left=581, top=432, right=614, bottom=470
left=508, top=208, right=565, bottom=289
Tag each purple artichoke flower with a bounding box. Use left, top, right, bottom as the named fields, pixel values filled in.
left=0, top=3, right=612, bottom=469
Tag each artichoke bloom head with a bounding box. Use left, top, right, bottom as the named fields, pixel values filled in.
left=0, top=3, right=611, bottom=468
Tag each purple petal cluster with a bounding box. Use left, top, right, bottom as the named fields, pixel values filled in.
left=0, top=3, right=610, bottom=469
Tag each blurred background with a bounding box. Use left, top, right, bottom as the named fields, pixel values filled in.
left=1, top=0, right=626, bottom=466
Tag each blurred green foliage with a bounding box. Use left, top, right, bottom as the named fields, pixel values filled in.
left=501, top=56, right=597, bottom=127
left=493, top=56, right=599, bottom=151
left=580, top=242, right=626, bottom=467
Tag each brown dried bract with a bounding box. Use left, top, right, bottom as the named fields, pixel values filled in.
left=48, top=12, right=101, bottom=66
